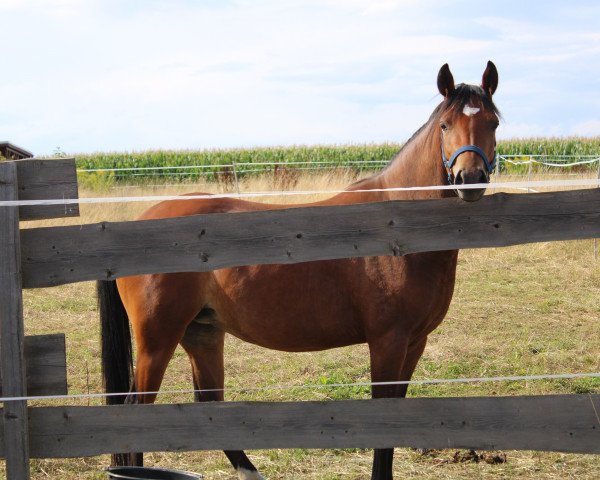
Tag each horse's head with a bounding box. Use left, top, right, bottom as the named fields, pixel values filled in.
left=437, top=61, right=500, bottom=202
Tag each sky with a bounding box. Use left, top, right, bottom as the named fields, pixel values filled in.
left=1, top=0, right=599, bottom=156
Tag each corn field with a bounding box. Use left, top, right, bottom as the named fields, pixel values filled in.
left=73, top=137, right=600, bottom=187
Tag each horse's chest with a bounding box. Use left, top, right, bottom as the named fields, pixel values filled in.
left=362, top=253, right=458, bottom=334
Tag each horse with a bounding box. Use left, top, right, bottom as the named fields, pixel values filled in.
left=97, top=61, right=501, bottom=480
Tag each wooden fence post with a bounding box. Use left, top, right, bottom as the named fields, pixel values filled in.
left=0, top=161, right=30, bottom=479
left=595, top=160, right=600, bottom=259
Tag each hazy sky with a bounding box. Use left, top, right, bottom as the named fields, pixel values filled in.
left=1, top=0, right=599, bottom=155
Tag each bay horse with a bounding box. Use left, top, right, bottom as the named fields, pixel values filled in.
left=98, top=61, right=500, bottom=480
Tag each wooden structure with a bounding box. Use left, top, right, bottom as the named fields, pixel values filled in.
left=0, top=157, right=599, bottom=478
left=0, top=142, right=33, bottom=161
left=0, top=158, right=73, bottom=478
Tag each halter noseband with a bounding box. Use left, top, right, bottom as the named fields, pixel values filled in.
left=441, top=137, right=496, bottom=185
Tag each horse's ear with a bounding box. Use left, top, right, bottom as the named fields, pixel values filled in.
left=481, top=60, right=498, bottom=97
left=437, top=63, right=455, bottom=98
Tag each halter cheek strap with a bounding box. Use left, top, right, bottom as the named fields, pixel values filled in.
left=441, top=139, right=496, bottom=185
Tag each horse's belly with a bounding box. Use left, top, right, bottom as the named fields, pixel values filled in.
left=206, top=252, right=457, bottom=352
left=211, top=263, right=365, bottom=352
left=225, top=311, right=364, bottom=352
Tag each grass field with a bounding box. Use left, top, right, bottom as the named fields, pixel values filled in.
left=10, top=170, right=600, bottom=479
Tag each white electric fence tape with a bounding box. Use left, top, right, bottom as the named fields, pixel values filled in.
left=501, top=157, right=600, bottom=167
left=2, top=178, right=600, bottom=208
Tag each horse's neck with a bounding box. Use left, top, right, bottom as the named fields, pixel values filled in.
left=329, top=120, right=451, bottom=205
left=379, top=122, right=451, bottom=201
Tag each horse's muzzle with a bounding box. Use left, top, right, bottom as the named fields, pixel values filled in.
left=454, top=168, right=489, bottom=202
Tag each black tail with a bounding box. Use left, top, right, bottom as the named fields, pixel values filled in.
left=97, top=280, right=133, bottom=405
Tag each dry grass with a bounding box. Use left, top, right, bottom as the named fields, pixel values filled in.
left=8, top=170, right=600, bottom=479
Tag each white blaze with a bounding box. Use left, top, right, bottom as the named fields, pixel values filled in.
left=463, top=105, right=480, bottom=116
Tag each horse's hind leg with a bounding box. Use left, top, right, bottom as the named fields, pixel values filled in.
left=111, top=385, right=145, bottom=466
left=118, top=300, right=196, bottom=466
left=110, top=325, right=184, bottom=466
left=181, top=321, right=265, bottom=480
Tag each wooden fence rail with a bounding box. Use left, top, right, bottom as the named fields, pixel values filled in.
left=21, top=188, right=600, bottom=288
left=2, top=395, right=598, bottom=459
left=0, top=335, right=67, bottom=397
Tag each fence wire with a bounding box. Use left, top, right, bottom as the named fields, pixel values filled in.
left=2, top=372, right=599, bottom=404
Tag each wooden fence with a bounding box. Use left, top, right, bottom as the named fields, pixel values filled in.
left=0, top=158, right=599, bottom=479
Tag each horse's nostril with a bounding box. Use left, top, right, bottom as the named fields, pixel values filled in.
left=454, top=170, right=464, bottom=185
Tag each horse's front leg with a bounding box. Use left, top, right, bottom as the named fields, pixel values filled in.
left=368, top=334, right=427, bottom=480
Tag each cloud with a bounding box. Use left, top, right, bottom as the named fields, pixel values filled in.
left=0, top=0, right=87, bottom=17
left=1, top=0, right=599, bottom=154
left=570, top=119, right=600, bottom=137
left=498, top=121, right=565, bottom=140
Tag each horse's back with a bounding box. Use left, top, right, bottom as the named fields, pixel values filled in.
left=138, top=193, right=288, bottom=221
left=137, top=188, right=384, bottom=221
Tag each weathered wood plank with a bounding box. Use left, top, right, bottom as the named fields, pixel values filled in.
left=21, top=189, right=600, bottom=288
left=0, top=161, right=31, bottom=479
left=0, top=334, right=67, bottom=396
left=15, top=158, right=79, bottom=221
left=0, top=395, right=594, bottom=459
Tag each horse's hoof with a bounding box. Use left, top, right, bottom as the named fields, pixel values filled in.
left=237, top=467, right=266, bottom=480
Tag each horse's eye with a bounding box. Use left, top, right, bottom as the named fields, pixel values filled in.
left=440, top=123, right=448, bottom=132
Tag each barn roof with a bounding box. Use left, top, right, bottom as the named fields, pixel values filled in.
left=0, top=142, right=34, bottom=160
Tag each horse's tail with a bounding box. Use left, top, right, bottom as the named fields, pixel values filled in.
left=97, top=280, right=133, bottom=405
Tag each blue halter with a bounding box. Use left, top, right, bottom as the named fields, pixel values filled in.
left=441, top=139, right=496, bottom=185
